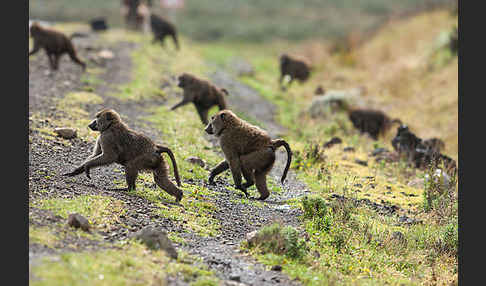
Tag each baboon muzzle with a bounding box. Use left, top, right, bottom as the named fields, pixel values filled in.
left=204, top=124, right=214, bottom=135
left=88, top=120, right=98, bottom=131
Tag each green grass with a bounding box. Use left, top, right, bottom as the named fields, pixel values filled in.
left=30, top=0, right=453, bottom=42
left=30, top=241, right=220, bottom=286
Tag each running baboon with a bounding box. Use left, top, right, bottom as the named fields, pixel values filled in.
left=172, top=73, right=229, bottom=125
left=29, top=22, right=86, bottom=71
left=150, top=14, right=180, bottom=50
left=63, top=109, right=183, bottom=202
left=204, top=110, right=292, bottom=200
left=348, top=109, right=401, bottom=140
left=279, top=54, right=311, bottom=90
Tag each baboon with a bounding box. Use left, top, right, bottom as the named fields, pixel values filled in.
left=391, top=125, right=422, bottom=155
left=150, top=14, right=180, bottom=50
left=29, top=22, right=86, bottom=71
left=204, top=110, right=292, bottom=200
left=90, top=18, right=108, bottom=31
left=172, top=73, right=229, bottom=125
left=422, top=138, right=446, bottom=153
left=348, top=109, right=402, bottom=140
left=63, top=109, right=183, bottom=202
left=391, top=125, right=456, bottom=175
left=279, top=54, right=311, bottom=90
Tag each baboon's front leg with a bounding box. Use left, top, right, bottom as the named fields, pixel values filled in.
left=208, top=160, right=229, bottom=184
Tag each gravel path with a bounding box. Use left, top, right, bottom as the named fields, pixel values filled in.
left=29, top=29, right=307, bottom=285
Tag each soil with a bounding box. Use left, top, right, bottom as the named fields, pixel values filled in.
left=29, top=31, right=304, bottom=285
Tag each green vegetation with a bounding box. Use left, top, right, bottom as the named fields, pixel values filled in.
left=30, top=0, right=453, bottom=42
left=30, top=241, right=220, bottom=286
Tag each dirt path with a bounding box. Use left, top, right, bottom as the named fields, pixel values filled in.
left=29, top=30, right=308, bottom=285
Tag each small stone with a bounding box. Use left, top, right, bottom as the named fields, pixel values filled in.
left=323, top=137, right=342, bottom=148
left=343, top=147, right=355, bottom=152
left=67, top=213, right=91, bottom=233
left=271, top=265, right=282, bottom=271
left=354, top=159, right=368, bottom=166
left=131, top=226, right=178, bottom=259
left=185, top=156, right=206, bottom=168
left=54, top=127, right=77, bottom=139
left=98, top=49, right=115, bottom=59
left=229, top=274, right=241, bottom=282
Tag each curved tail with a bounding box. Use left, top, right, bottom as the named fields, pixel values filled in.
left=271, top=139, right=292, bottom=184
left=156, top=145, right=181, bottom=186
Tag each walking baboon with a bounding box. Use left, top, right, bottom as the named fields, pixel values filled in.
left=150, top=14, right=180, bottom=50
left=29, top=22, right=86, bottom=71
left=172, top=73, right=229, bottom=125
left=348, top=109, right=401, bottom=140
left=63, top=109, right=183, bottom=202
left=204, top=110, right=292, bottom=200
left=279, top=54, right=311, bottom=90
left=391, top=125, right=422, bottom=155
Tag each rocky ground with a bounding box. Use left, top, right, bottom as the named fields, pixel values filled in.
left=29, top=30, right=305, bottom=286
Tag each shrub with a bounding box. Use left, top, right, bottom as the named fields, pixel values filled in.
left=245, top=223, right=307, bottom=260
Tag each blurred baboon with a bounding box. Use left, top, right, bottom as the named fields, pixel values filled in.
left=29, top=22, right=86, bottom=71
left=172, top=73, right=229, bottom=125
left=391, top=125, right=456, bottom=175
left=64, top=109, right=183, bottom=202
left=279, top=54, right=311, bottom=90
left=422, top=138, right=446, bottom=153
left=205, top=110, right=292, bottom=200
left=348, top=109, right=401, bottom=140
left=122, top=0, right=152, bottom=30
left=90, top=18, right=108, bottom=31
left=150, top=14, right=180, bottom=50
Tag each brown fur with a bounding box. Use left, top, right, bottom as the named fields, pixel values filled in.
left=29, top=22, right=86, bottom=71
left=348, top=109, right=401, bottom=140
left=172, top=73, right=229, bottom=125
left=150, top=14, right=179, bottom=50
left=279, top=54, right=311, bottom=90
left=204, top=110, right=292, bottom=200
left=63, top=109, right=183, bottom=202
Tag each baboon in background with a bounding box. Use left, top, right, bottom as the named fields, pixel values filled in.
left=29, top=22, right=86, bottom=71
left=150, top=14, right=180, bottom=50
left=279, top=54, right=311, bottom=90
left=348, top=109, right=402, bottom=140
left=205, top=110, right=292, bottom=201
left=63, top=109, right=183, bottom=202
left=422, top=138, right=446, bottom=153
left=122, top=0, right=151, bottom=30
left=391, top=125, right=456, bottom=175
left=172, top=73, right=229, bottom=125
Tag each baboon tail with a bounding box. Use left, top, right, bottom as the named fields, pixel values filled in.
left=271, top=139, right=292, bottom=184
left=156, top=145, right=181, bottom=187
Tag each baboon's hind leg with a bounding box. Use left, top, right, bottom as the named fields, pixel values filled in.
left=240, top=147, right=276, bottom=198
left=153, top=165, right=183, bottom=202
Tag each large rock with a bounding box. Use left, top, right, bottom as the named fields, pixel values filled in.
left=308, top=87, right=365, bottom=118
left=67, top=213, right=91, bottom=233
left=54, top=127, right=77, bottom=139
left=185, top=156, right=206, bottom=168
left=131, top=226, right=178, bottom=259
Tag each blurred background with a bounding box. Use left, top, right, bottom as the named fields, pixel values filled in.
left=30, top=0, right=456, bottom=43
